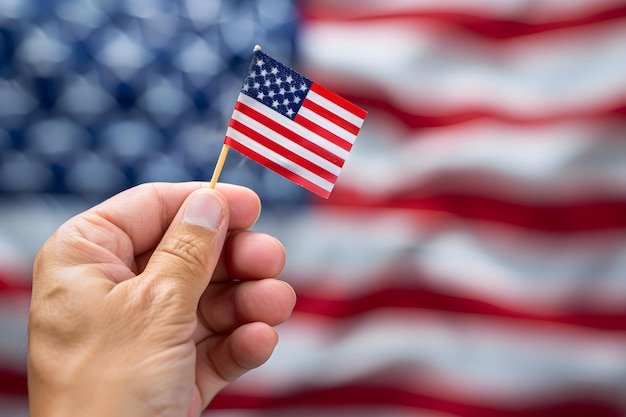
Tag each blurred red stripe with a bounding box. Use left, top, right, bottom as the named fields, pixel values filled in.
left=301, top=3, right=626, bottom=40
left=293, top=286, right=626, bottom=331
left=210, top=384, right=623, bottom=417
left=321, top=191, right=626, bottom=232
left=0, top=271, right=31, bottom=296
left=0, top=369, right=27, bottom=397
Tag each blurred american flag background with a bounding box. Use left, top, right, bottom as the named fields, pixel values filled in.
left=2, top=0, right=626, bottom=416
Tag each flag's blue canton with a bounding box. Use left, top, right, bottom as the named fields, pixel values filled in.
left=241, top=50, right=312, bottom=121
left=0, top=0, right=304, bottom=206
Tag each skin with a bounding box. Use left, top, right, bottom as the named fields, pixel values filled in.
left=27, top=182, right=296, bottom=417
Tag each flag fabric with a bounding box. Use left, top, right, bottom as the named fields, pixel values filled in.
left=3, top=1, right=626, bottom=417
left=225, top=49, right=366, bottom=198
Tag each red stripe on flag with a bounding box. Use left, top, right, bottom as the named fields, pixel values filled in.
left=225, top=136, right=332, bottom=198
left=310, top=82, right=368, bottom=120
left=294, top=113, right=353, bottom=152
left=301, top=98, right=361, bottom=136
left=234, top=101, right=345, bottom=168
left=228, top=118, right=338, bottom=184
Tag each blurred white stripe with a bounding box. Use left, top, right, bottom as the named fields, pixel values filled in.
left=230, top=311, right=626, bottom=404
left=258, top=210, right=626, bottom=311
left=0, top=295, right=29, bottom=374
left=300, top=19, right=626, bottom=118
left=341, top=118, right=626, bottom=201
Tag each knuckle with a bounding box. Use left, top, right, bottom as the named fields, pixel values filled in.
left=29, top=280, right=92, bottom=341
left=159, top=232, right=211, bottom=275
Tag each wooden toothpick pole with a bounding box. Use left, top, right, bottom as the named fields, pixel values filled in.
left=209, top=44, right=262, bottom=189
left=209, top=143, right=229, bottom=189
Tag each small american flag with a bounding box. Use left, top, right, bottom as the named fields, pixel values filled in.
left=224, top=48, right=367, bottom=198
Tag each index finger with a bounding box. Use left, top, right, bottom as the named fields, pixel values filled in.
left=86, top=182, right=261, bottom=258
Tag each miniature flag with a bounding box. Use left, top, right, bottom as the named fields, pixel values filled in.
left=224, top=48, right=367, bottom=198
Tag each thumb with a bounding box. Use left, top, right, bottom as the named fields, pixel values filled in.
left=142, top=188, right=228, bottom=307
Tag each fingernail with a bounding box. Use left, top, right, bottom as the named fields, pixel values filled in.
left=184, top=190, right=224, bottom=230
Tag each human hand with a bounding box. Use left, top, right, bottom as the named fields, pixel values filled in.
left=27, top=182, right=296, bottom=417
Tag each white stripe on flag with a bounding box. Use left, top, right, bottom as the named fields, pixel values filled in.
left=306, top=89, right=366, bottom=129
left=226, top=127, right=335, bottom=193
left=297, top=105, right=358, bottom=144
left=231, top=108, right=342, bottom=176
left=237, top=93, right=351, bottom=161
